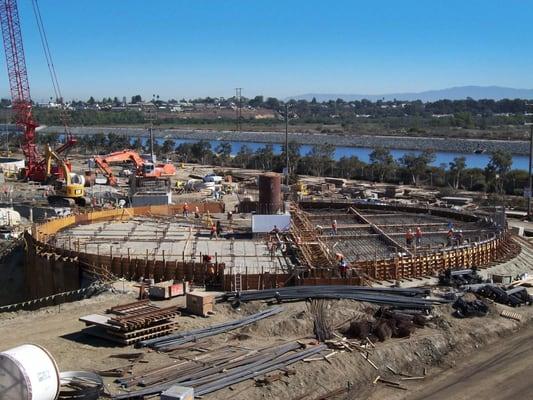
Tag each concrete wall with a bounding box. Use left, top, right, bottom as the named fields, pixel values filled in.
left=25, top=203, right=226, bottom=300
left=0, top=242, right=25, bottom=305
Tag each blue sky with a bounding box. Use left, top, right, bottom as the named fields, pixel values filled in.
left=2, top=0, right=532, bottom=101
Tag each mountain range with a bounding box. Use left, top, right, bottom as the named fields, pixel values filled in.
left=288, top=86, right=533, bottom=102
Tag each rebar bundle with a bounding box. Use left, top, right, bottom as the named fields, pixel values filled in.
left=223, top=285, right=446, bottom=311
left=112, top=341, right=326, bottom=399
left=307, top=299, right=333, bottom=341
left=138, top=306, right=284, bottom=350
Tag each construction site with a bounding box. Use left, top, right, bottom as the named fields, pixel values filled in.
left=0, top=1, right=532, bottom=400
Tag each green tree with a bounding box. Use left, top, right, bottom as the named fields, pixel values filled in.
left=369, top=147, right=396, bottom=182
left=449, top=156, right=466, bottom=189
left=264, top=97, right=280, bottom=110
left=175, top=142, right=193, bottom=162
left=254, top=144, right=275, bottom=170
left=215, top=142, right=232, bottom=166
left=131, top=95, right=142, bottom=104
left=132, top=137, right=143, bottom=151
left=233, top=144, right=253, bottom=168
left=280, top=141, right=301, bottom=174
left=304, top=144, right=335, bottom=177
left=161, top=139, right=175, bottom=155
left=191, top=140, right=212, bottom=164
left=336, top=156, right=365, bottom=179
left=94, top=132, right=107, bottom=153
left=454, top=112, right=474, bottom=128
left=37, top=131, right=59, bottom=146
left=399, top=149, right=435, bottom=186
left=248, top=96, right=264, bottom=108
left=485, top=150, right=512, bottom=193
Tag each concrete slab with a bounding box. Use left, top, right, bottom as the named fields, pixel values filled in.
left=54, top=217, right=289, bottom=274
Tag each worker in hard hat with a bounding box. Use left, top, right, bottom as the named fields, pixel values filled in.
left=405, top=229, right=414, bottom=247
left=447, top=228, right=454, bottom=246
left=331, top=220, right=338, bottom=235
left=415, top=227, right=422, bottom=247
left=339, top=256, right=348, bottom=278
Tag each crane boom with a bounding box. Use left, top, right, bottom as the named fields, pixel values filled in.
left=0, top=0, right=43, bottom=180
left=0, top=0, right=76, bottom=182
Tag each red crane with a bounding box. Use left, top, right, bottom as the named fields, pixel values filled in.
left=0, top=0, right=75, bottom=182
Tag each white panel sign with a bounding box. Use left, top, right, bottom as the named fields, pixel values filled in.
left=252, top=214, right=291, bottom=233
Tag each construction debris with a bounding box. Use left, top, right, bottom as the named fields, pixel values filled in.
left=58, top=371, right=104, bottom=400
left=473, top=284, right=532, bottom=307
left=439, top=268, right=483, bottom=287
left=80, top=300, right=180, bottom=345
left=345, top=307, right=427, bottom=341
left=500, top=309, right=522, bottom=321
left=452, top=295, right=489, bottom=318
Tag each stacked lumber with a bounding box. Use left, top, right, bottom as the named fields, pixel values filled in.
left=80, top=300, right=180, bottom=345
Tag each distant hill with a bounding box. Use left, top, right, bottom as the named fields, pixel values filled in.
left=289, top=86, right=533, bottom=102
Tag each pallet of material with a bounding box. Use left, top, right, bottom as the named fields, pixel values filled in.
left=82, top=324, right=179, bottom=346
left=108, top=306, right=180, bottom=331
left=80, top=300, right=180, bottom=345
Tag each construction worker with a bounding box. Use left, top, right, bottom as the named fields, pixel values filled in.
left=339, top=256, right=348, bottom=279
left=216, top=220, right=223, bottom=238
left=203, top=254, right=214, bottom=287
left=205, top=210, right=213, bottom=228
left=405, top=229, right=414, bottom=247
left=415, top=227, right=422, bottom=247
left=454, top=230, right=464, bottom=246
left=183, top=202, right=189, bottom=218
left=270, top=225, right=280, bottom=235
left=210, top=223, right=217, bottom=239
left=331, top=220, right=338, bottom=235
left=194, top=206, right=200, bottom=219
left=447, top=229, right=454, bottom=246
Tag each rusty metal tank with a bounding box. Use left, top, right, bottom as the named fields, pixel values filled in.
left=258, top=172, right=282, bottom=214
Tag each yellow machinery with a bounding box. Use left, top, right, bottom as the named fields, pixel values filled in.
left=44, top=144, right=87, bottom=206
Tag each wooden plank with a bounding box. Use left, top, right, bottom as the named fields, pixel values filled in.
left=79, top=314, right=113, bottom=328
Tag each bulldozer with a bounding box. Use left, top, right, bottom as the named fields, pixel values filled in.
left=44, top=144, right=89, bottom=207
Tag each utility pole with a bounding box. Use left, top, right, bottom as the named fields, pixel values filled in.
left=144, top=94, right=158, bottom=163
left=235, top=88, right=242, bottom=133
left=526, top=102, right=533, bottom=219
left=149, top=114, right=154, bottom=162
left=527, top=124, right=533, bottom=220
left=285, top=103, right=289, bottom=185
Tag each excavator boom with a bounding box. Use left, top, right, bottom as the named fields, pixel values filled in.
left=93, top=149, right=176, bottom=186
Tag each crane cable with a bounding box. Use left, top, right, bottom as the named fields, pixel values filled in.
left=30, top=0, right=70, bottom=138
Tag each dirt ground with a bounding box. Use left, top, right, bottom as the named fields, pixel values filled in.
left=0, top=284, right=532, bottom=400
left=374, top=322, right=533, bottom=400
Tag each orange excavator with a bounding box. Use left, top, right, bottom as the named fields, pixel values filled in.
left=93, top=150, right=176, bottom=186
